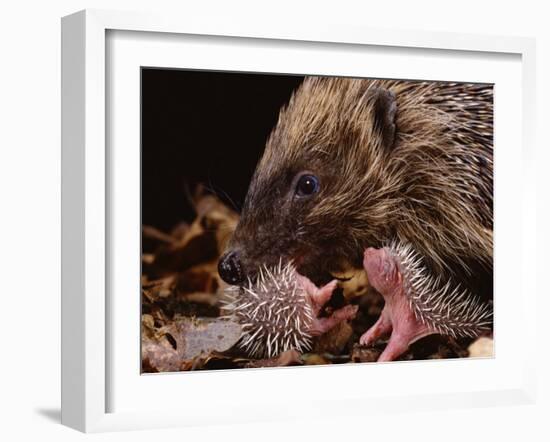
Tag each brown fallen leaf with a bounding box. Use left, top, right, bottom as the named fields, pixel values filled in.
left=244, top=349, right=303, bottom=368
left=141, top=314, right=182, bottom=372
left=152, top=226, right=219, bottom=276
left=179, top=317, right=242, bottom=360
left=142, top=225, right=177, bottom=244
left=181, top=351, right=243, bottom=371
left=180, top=292, right=219, bottom=306
left=313, top=321, right=353, bottom=354
left=176, top=262, right=220, bottom=294
left=351, top=343, right=382, bottom=363
left=192, top=185, right=239, bottom=247
left=142, top=276, right=177, bottom=303
left=468, top=336, right=494, bottom=358
left=301, top=353, right=331, bottom=365
left=141, top=316, right=242, bottom=372
left=169, top=222, right=191, bottom=242
left=332, top=269, right=370, bottom=301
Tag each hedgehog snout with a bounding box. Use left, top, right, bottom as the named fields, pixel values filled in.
left=218, top=250, right=245, bottom=284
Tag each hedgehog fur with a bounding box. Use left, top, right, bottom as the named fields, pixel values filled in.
left=222, top=78, right=493, bottom=292
left=222, top=261, right=314, bottom=358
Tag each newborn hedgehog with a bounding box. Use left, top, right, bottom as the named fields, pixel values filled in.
left=362, top=242, right=492, bottom=361
left=222, top=262, right=357, bottom=358
left=218, top=77, right=493, bottom=360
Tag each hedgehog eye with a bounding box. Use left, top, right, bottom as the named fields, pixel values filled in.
left=295, top=174, right=319, bottom=197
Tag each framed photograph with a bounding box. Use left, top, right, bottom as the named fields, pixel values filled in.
left=61, top=9, right=537, bottom=432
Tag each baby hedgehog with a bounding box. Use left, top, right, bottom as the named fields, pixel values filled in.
left=222, top=262, right=357, bottom=358
left=362, top=242, right=492, bottom=361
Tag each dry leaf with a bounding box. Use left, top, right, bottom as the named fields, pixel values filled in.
left=179, top=318, right=242, bottom=360
left=351, top=344, right=382, bottom=363
left=313, top=321, right=353, bottom=354
left=141, top=316, right=242, bottom=372
left=468, top=336, right=494, bottom=358
left=244, top=349, right=302, bottom=368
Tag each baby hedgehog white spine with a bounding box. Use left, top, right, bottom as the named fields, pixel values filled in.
left=222, top=261, right=314, bottom=358
left=388, top=240, right=492, bottom=338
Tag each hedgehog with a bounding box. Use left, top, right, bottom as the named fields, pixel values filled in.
left=222, top=261, right=357, bottom=358
left=361, top=242, right=492, bottom=361
left=217, top=77, right=493, bottom=360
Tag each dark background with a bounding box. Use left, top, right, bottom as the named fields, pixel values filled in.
left=141, top=68, right=304, bottom=231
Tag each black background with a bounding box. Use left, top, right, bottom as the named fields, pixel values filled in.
left=141, top=68, right=304, bottom=231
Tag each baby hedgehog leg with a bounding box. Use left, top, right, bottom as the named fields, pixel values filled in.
left=361, top=243, right=492, bottom=362
left=298, top=276, right=358, bottom=337
left=360, top=247, right=431, bottom=361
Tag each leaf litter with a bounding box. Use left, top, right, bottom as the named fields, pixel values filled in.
left=141, top=185, right=493, bottom=372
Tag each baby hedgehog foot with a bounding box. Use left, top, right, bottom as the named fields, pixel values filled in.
left=298, top=276, right=358, bottom=337
left=360, top=244, right=492, bottom=362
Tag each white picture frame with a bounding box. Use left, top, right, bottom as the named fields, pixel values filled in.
left=61, top=9, right=538, bottom=433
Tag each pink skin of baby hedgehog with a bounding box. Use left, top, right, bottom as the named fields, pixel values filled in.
left=297, top=276, right=359, bottom=337
left=360, top=247, right=433, bottom=362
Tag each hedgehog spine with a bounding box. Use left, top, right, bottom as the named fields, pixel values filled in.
left=222, top=262, right=314, bottom=358
left=387, top=240, right=492, bottom=338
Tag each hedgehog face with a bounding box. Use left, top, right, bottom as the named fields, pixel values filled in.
left=218, top=77, right=399, bottom=285
left=219, top=160, right=337, bottom=285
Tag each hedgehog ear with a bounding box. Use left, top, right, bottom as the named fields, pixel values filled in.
left=370, top=87, right=397, bottom=150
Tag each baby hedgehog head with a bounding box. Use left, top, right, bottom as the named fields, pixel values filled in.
left=388, top=240, right=493, bottom=339
left=222, top=261, right=314, bottom=359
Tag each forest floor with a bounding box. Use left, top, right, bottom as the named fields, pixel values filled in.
left=141, top=187, right=493, bottom=373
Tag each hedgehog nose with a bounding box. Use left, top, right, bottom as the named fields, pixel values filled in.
left=218, top=250, right=245, bottom=285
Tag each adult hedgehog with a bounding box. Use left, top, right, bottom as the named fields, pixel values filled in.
left=218, top=77, right=493, bottom=359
